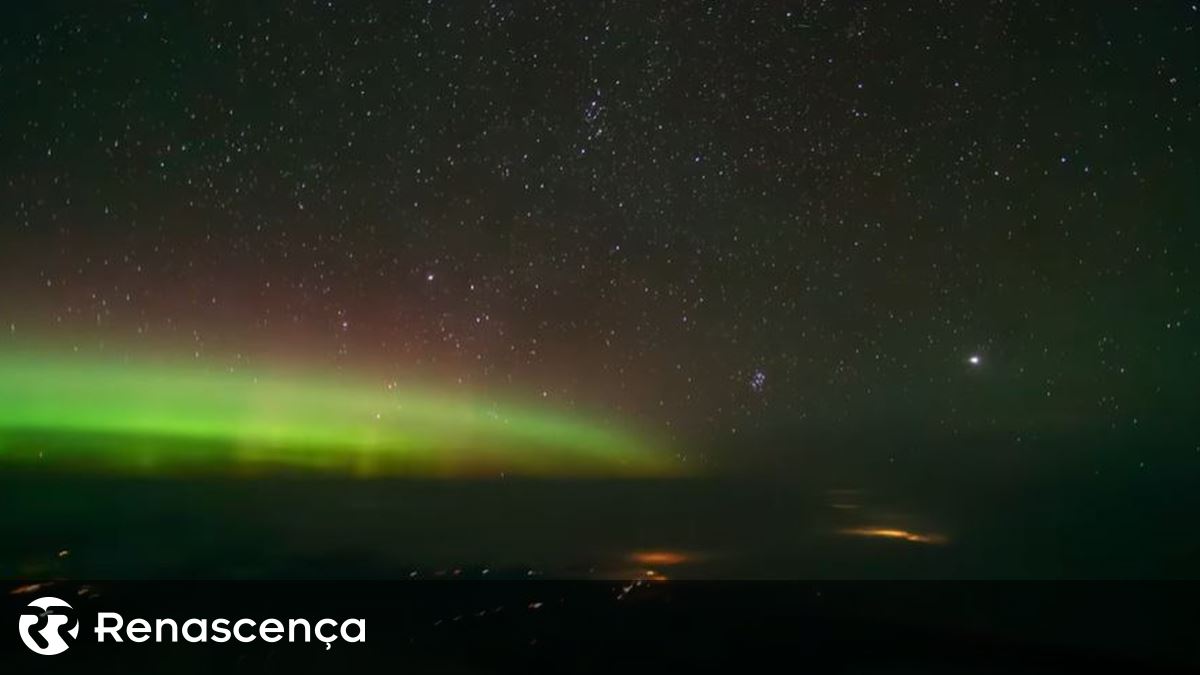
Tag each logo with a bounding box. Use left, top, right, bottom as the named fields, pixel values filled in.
left=14, top=594, right=364, bottom=653
left=18, top=596, right=80, bottom=656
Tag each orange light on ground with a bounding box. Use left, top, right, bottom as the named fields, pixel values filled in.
left=630, top=551, right=691, bottom=566
left=9, top=583, right=51, bottom=595
left=839, top=527, right=947, bottom=545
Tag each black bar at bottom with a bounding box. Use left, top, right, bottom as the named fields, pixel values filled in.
left=3, top=581, right=1196, bottom=673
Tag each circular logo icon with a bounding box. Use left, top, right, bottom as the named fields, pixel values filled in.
left=18, top=596, right=79, bottom=656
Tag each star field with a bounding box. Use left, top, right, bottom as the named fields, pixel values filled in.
left=0, top=1, right=1197, bottom=476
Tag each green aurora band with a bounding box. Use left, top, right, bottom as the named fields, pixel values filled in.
left=0, top=352, right=677, bottom=477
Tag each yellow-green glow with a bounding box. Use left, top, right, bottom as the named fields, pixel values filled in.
left=0, top=352, right=677, bottom=477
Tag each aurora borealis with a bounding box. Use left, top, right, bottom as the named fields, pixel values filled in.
left=0, top=351, right=674, bottom=477
left=0, top=1, right=1197, bottom=588
left=3, top=4, right=1200, bottom=671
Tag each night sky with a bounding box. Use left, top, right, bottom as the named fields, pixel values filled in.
left=1, top=1, right=1197, bottom=488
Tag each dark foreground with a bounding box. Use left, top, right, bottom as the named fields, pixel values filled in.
left=3, top=580, right=1197, bottom=673
left=3, top=465, right=1199, bottom=671
left=2, top=466, right=1198, bottom=579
